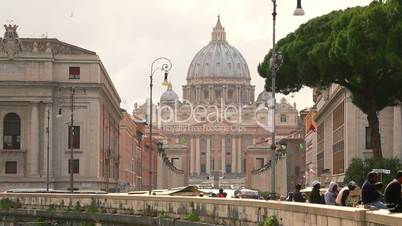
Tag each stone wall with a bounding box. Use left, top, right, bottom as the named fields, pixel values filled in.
left=249, top=157, right=288, bottom=196
left=0, top=193, right=400, bottom=226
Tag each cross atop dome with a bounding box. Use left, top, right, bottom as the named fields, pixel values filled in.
left=211, top=15, right=226, bottom=43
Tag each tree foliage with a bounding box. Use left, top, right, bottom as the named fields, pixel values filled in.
left=258, top=0, right=402, bottom=158
left=344, top=158, right=402, bottom=187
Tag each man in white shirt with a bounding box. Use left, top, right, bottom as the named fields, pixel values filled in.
left=336, top=181, right=357, bottom=206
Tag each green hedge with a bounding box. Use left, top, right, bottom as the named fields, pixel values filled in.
left=344, top=158, right=402, bottom=186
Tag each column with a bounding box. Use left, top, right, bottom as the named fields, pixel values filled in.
left=157, top=150, right=164, bottom=189
left=247, top=87, right=250, bottom=103
left=209, top=85, right=213, bottom=103
left=194, top=87, right=197, bottom=102
left=237, top=86, right=241, bottom=103
left=221, top=136, right=225, bottom=174
left=197, top=86, right=201, bottom=103
left=223, top=85, right=228, bottom=104
left=211, top=86, right=215, bottom=103
left=237, top=136, right=242, bottom=173
left=195, top=137, right=200, bottom=174
left=30, top=102, right=40, bottom=175
left=231, top=137, right=236, bottom=173
left=233, top=86, right=238, bottom=103
left=206, top=137, right=211, bottom=174
left=393, top=106, right=402, bottom=159
left=190, top=137, right=195, bottom=175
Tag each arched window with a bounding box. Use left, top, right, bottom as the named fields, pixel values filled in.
left=3, top=113, right=21, bottom=149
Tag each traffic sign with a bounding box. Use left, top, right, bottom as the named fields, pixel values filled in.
left=372, top=169, right=391, bottom=174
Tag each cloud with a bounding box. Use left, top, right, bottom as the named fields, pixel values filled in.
left=0, top=0, right=372, bottom=113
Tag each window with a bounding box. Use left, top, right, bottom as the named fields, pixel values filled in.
left=201, top=164, right=206, bottom=173
left=256, top=158, right=264, bottom=168
left=3, top=113, right=21, bottom=149
left=5, top=161, right=17, bottom=174
left=69, top=67, right=80, bottom=79
left=68, top=159, right=79, bottom=174
left=333, top=102, right=345, bottom=174
left=171, top=157, right=179, bottom=166
left=225, top=164, right=232, bottom=173
left=280, top=114, right=287, bottom=123
left=68, top=126, right=80, bottom=149
left=365, top=127, right=372, bottom=149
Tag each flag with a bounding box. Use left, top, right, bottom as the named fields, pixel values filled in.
left=309, top=120, right=317, bottom=132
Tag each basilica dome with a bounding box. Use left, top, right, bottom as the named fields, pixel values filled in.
left=256, top=90, right=272, bottom=104
left=186, top=17, right=250, bottom=81
left=160, top=85, right=179, bottom=103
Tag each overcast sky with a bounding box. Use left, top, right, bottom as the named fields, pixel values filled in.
left=1, top=0, right=372, bottom=112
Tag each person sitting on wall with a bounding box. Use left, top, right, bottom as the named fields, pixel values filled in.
left=384, top=170, right=402, bottom=213
left=335, top=181, right=357, bottom=206
left=310, top=180, right=324, bottom=204
left=361, top=171, right=387, bottom=209
left=375, top=182, right=385, bottom=201
left=293, top=184, right=306, bottom=203
left=217, top=188, right=227, bottom=198
left=286, top=192, right=294, bottom=202
left=324, top=182, right=338, bottom=205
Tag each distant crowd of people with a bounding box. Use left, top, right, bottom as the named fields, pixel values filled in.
left=286, top=170, right=402, bottom=213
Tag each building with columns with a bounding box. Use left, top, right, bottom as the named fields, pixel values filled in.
left=0, top=25, right=121, bottom=191
left=134, top=17, right=300, bottom=189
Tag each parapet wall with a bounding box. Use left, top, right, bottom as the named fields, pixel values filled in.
left=0, top=193, right=401, bottom=226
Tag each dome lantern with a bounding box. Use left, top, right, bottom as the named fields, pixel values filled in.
left=186, top=16, right=251, bottom=81
left=211, top=15, right=227, bottom=43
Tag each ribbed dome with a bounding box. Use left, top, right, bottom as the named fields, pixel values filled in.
left=160, top=85, right=179, bottom=103
left=256, top=90, right=272, bottom=104
left=186, top=16, right=250, bottom=81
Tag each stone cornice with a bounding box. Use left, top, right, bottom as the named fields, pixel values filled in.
left=315, top=86, right=345, bottom=122
left=0, top=81, right=121, bottom=117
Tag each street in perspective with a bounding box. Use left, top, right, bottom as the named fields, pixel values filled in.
left=0, top=0, right=401, bottom=225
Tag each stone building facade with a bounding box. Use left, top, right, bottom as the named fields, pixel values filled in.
left=308, top=84, right=402, bottom=185
left=0, top=25, right=121, bottom=191
left=141, top=128, right=166, bottom=191
left=134, top=17, right=300, bottom=189
left=119, top=110, right=147, bottom=191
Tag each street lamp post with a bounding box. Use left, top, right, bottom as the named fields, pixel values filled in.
left=269, top=0, right=304, bottom=198
left=69, top=87, right=76, bottom=193
left=57, top=87, right=85, bottom=193
left=148, top=57, right=172, bottom=195
left=46, top=107, right=50, bottom=192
